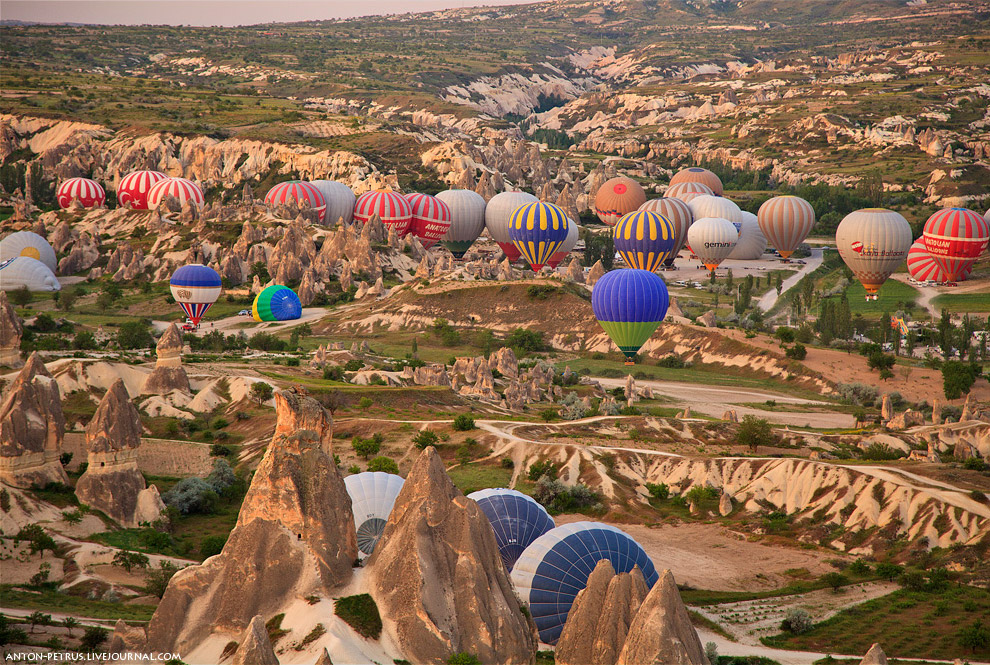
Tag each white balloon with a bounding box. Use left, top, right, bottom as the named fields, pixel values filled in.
left=310, top=180, right=355, bottom=226
left=344, top=472, right=405, bottom=556
left=0, top=231, right=57, bottom=273
left=0, top=256, right=60, bottom=292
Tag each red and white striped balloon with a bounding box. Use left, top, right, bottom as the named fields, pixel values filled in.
left=922, top=207, right=989, bottom=282
left=264, top=181, right=327, bottom=218
left=907, top=239, right=948, bottom=283
left=405, top=193, right=452, bottom=248
left=353, top=190, right=412, bottom=235
left=117, top=170, right=168, bottom=210
left=147, top=177, right=205, bottom=209
left=57, top=177, right=105, bottom=209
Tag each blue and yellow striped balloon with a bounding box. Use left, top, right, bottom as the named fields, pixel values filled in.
left=508, top=201, right=570, bottom=271
left=613, top=210, right=676, bottom=272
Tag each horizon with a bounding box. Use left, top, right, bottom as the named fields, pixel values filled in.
left=1, top=0, right=544, bottom=27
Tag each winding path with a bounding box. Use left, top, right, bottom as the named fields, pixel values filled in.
left=757, top=248, right=824, bottom=312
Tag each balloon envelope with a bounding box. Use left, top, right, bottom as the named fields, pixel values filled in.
left=511, top=522, right=659, bottom=645
left=310, top=180, right=355, bottom=226
left=265, top=181, right=327, bottom=219
left=669, top=167, right=723, bottom=196
left=0, top=231, right=57, bottom=273
left=467, top=488, right=555, bottom=571
left=148, top=177, right=204, bottom=209
left=757, top=196, right=816, bottom=260
left=353, top=190, right=413, bottom=235
left=665, top=181, right=713, bottom=203
left=592, top=269, right=669, bottom=361
left=508, top=201, right=570, bottom=271
left=728, top=211, right=768, bottom=260
left=836, top=208, right=912, bottom=298
left=688, top=195, right=741, bottom=225
left=57, top=177, right=104, bottom=209
left=687, top=217, right=738, bottom=271
left=486, top=191, right=538, bottom=262
left=546, top=218, right=579, bottom=269
left=594, top=177, right=647, bottom=226
left=0, top=257, right=60, bottom=292
left=344, top=472, right=405, bottom=556
left=639, top=198, right=693, bottom=267
left=252, top=285, right=302, bottom=322
left=117, top=170, right=168, bottom=210
left=437, top=189, right=487, bottom=258
left=170, top=264, right=222, bottom=325
left=906, top=238, right=969, bottom=283
left=613, top=210, right=676, bottom=272
left=405, top=193, right=452, bottom=249
left=922, top=208, right=989, bottom=282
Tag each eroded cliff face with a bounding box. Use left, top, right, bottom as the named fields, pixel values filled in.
left=367, top=446, right=537, bottom=665
left=146, top=389, right=356, bottom=654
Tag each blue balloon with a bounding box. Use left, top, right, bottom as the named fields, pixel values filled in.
left=467, top=488, right=555, bottom=571
left=591, top=269, right=669, bottom=362
left=508, top=201, right=570, bottom=271
left=170, top=263, right=221, bottom=289
left=511, top=522, right=659, bottom=645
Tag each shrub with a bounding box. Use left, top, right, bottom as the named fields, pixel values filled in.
left=656, top=354, right=686, bottom=369
left=861, top=443, right=903, bottom=461
left=452, top=414, right=476, bottom=431
left=645, top=482, right=670, bottom=500
left=80, top=626, right=109, bottom=651
left=848, top=559, right=872, bottom=576
left=448, top=654, right=482, bottom=665
left=413, top=429, right=440, bottom=449
left=875, top=562, right=904, bottom=580
left=334, top=594, right=382, bottom=640
left=785, top=343, right=807, bottom=360
left=367, top=456, right=400, bottom=474
left=781, top=608, right=813, bottom=634
left=200, top=535, right=227, bottom=558
left=210, top=443, right=233, bottom=457
left=820, top=571, right=848, bottom=592
left=963, top=457, right=988, bottom=472
left=250, top=382, right=274, bottom=403
left=528, top=460, right=559, bottom=481
left=144, top=560, right=180, bottom=598
left=500, top=457, right=514, bottom=469
left=352, top=435, right=381, bottom=459
left=117, top=321, right=153, bottom=349
left=161, top=477, right=220, bottom=515
left=359, top=397, right=373, bottom=409
left=534, top=476, right=602, bottom=515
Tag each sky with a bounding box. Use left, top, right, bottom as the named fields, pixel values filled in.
left=1, top=0, right=540, bottom=26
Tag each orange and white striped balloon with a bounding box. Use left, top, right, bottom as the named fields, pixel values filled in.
left=664, top=181, right=714, bottom=204
left=669, top=167, right=723, bottom=196
left=57, top=177, right=105, bottom=209
left=757, top=195, right=816, bottom=260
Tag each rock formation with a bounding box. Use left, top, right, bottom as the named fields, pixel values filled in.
left=881, top=394, right=893, bottom=421
left=367, top=447, right=536, bottom=664
left=75, top=380, right=165, bottom=528
left=0, top=353, right=69, bottom=488
left=315, top=648, right=334, bottom=665
left=146, top=390, right=356, bottom=654
left=0, top=291, right=23, bottom=368
left=231, top=615, right=279, bottom=665
left=556, top=560, right=649, bottom=665
left=860, top=643, right=888, bottom=665
left=143, top=324, right=191, bottom=394
left=587, top=260, right=605, bottom=286
left=615, top=570, right=708, bottom=665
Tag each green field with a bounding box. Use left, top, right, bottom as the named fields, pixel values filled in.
left=838, top=281, right=924, bottom=317
left=0, top=586, right=157, bottom=621
left=931, top=292, right=990, bottom=314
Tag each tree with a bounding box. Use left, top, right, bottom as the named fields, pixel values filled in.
left=62, top=617, right=79, bottom=637
left=117, top=320, right=153, bottom=349
left=942, top=361, right=978, bottom=399
left=412, top=429, right=439, bottom=449
left=452, top=414, right=476, bottom=431
left=875, top=562, right=904, bottom=581
left=58, top=289, right=77, bottom=311
left=938, top=309, right=954, bottom=359
left=144, top=560, right=180, bottom=598
left=775, top=273, right=783, bottom=296
left=737, top=415, right=775, bottom=453
left=26, top=611, right=51, bottom=633
left=80, top=626, right=109, bottom=652
left=367, top=456, right=399, bottom=474
left=958, top=620, right=990, bottom=652
left=250, top=382, right=274, bottom=403
left=250, top=261, right=270, bottom=283
left=112, top=550, right=150, bottom=573
left=351, top=435, right=381, bottom=460
left=820, top=571, right=848, bottom=593
left=96, top=291, right=115, bottom=313
left=785, top=343, right=807, bottom=360
left=10, top=286, right=32, bottom=308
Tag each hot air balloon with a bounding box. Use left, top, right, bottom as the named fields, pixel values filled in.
left=0, top=257, right=60, bottom=292
left=639, top=197, right=692, bottom=268
left=117, top=170, right=168, bottom=210
left=613, top=210, right=676, bottom=272
left=664, top=181, right=714, bottom=204
left=922, top=208, right=990, bottom=282
left=836, top=208, right=912, bottom=300
left=264, top=181, right=327, bottom=219
left=728, top=211, right=768, bottom=260
left=437, top=189, right=487, bottom=258
left=467, top=488, right=555, bottom=571
left=148, top=177, right=205, bottom=209
left=310, top=180, right=355, bottom=226
left=405, top=193, right=452, bottom=249
left=508, top=201, right=570, bottom=272
left=57, top=177, right=105, bottom=209
left=345, top=472, right=405, bottom=556
left=687, top=217, right=738, bottom=271
left=688, top=195, right=742, bottom=225
left=511, top=522, right=659, bottom=645
left=169, top=264, right=222, bottom=326
left=546, top=218, right=579, bottom=269
left=252, top=285, right=302, bottom=322
left=0, top=231, right=57, bottom=273
left=594, top=177, right=647, bottom=226
left=592, top=269, right=669, bottom=364
left=906, top=239, right=964, bottom=283
left=353, top=190, right=413, bottom=235
left=669, top=167, right=724, bottom=196
left=485, top=191, right=538, bottom=262
left=757, top=196, right=816, bottom=261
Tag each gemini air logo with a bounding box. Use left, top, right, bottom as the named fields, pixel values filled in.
left=704, top=241, right=733, bottom=248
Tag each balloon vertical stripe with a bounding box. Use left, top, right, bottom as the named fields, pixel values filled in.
left=508, top=201, right=569, bottom=271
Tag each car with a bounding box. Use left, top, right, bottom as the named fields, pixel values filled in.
left=181, top=323, right=196, bottom=332
left=674, top=280, right=687, bottom=286
left=238, top=309, right=250, bottom=316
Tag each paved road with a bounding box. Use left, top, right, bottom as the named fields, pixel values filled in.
left=757, top=248, right=824, bottom=312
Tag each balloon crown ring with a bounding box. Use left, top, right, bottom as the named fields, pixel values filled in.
left=613, top=184, right=627, bottom=194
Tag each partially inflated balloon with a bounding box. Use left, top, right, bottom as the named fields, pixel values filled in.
left=687, top=217, right=738, bottom=271
left=405, top=192, right=452, bottom=249
left=594, top=177, right=647, bottom=226
left=353, top=190, right=412, bottom=235
left=757, top=196, right=816, bottom=260
left=252, top=285, right=302, bottom=322
left=922, top=208, right=989, bottom=282
left=170, top=264, right=222, bottom=325
left=669, top=167, right=723, bottom=196
left=546, top=218, right=578, bottom=269
left=665, top=181, right=713, bottom=203
left=485, top=191, right=538, bottom=262
left=117, top=170, right=167, bottom=210
left=592, top=269, right=669, bottom=363
left=728, top=211, right=768, bottom=260
left=836, top=208, right=912, bottom=300
left=437, top=189, right=486, bottom=258
left=613, top=210, right=676, bottom=272
left=508, top=201, right=570, bottom=271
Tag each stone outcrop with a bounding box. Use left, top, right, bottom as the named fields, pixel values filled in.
left=556, top=560, right=649, bottom=665
left=587, top=260, right=605, bottom=286
left=719, top=492, right=733, bottom=516
left=146, top=390, right=356, bottom=654
left=886, top=409, right=924, bottom=430
left=491, top=346, right=518, bottom=379
left=75, top=380, right=164, bottom=528
left=0, top=291, right=23, bottom=368
left=367, top=447, right=536, bottom=664
left=143, top=324, right=191, bottom=395
left=860, top=643, right=888, bottom=665
left=0, top=353, right=69, bottom=488
left=615, top=570, right=708, bottom=665
left=881, top=394, right=893, bottom=421
left=231, top=615, right=279, bottom=665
